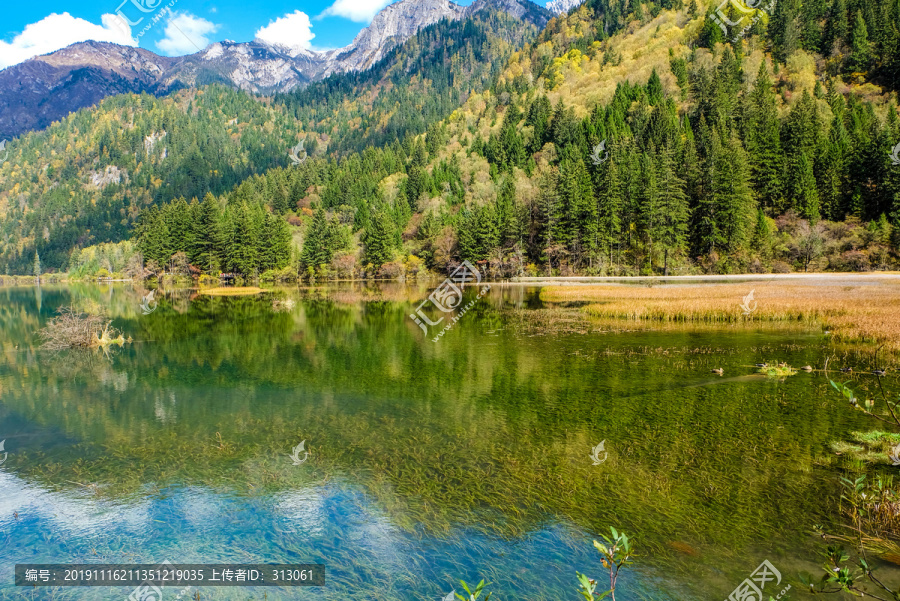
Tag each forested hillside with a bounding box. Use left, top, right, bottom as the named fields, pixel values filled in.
left=0, top=4, right=544, bottom=275
left=0, top=86, right=304, bottom=273
left=275, top=8, right=544, bottom=156
left=5, top=0, right=900, bottom=278
left=130, top=0, right=900, bottom=280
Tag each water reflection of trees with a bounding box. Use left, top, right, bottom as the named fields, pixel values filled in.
left=0, top=285, right=873, bottom=580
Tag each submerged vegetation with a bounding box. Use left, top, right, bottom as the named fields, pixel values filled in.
left=797, top=360, right=900, bottom=596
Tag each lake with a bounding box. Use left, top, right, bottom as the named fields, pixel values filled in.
left=0, top=282, right=894, bottom=600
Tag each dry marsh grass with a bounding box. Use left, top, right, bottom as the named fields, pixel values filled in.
left=199, top=287, right=265, bottom=296
left=540, top=282, right=900, bottom=351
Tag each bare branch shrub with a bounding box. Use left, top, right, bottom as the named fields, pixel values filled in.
left=39, top=307, right=124, bottom=350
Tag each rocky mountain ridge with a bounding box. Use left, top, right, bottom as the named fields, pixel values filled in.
left=0, top=0, right=551, bottom=139
left=546, top=0, right=586, bottom=15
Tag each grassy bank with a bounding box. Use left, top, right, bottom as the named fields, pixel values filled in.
left=540, top=281, right=900, bottom=352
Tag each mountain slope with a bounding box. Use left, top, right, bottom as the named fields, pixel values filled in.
left=276, top=5, right=547, bottom=155
left=0, top=0, right=548, bottom=273
left=0, top=42, right=177, bottom=139
left=0, top=0, right=550, bottom=140
left=330, top=0, right=467, bottom=73
left=133, top=0, right=900, bottom=280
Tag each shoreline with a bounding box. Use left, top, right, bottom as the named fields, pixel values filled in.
left=509, top=273, right=900, bottom=285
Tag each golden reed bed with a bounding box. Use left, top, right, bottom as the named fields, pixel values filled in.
left=540, top=281, right=900, bottom=352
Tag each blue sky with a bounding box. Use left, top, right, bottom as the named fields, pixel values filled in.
left=0, top=0, right=550, bottom=69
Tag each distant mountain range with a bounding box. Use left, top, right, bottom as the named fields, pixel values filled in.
left=0, top=0, right=551, bottom=139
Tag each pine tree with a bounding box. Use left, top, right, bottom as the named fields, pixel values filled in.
left=363, top=211, right=396, bottom=267
left=744, top=61, right=785, bottom=212
left=637, top=151, right=660, bottom=273
left=496, top=177, right=522, bottom=248
left=558, top=154, right=595, bottom=268
left=596, top=159, right=624, bottom=271
left=458, top=204, right=500, bottom=262
left=822, top=0, right=849, bottom=55
left=301, top=207, right=340, bottom=268
left=538, top=167, right=564, bottom=273
left=654, top=147, right=689, bottom=275
left=794, top=151, right=822, bottom=221
left=849, top=11, right=872, bottom=72
left=695, top=130, right=756, bottom=260
left=771, top=0, right=801, bottom=62
left=193, top=193, right=223, bottom=273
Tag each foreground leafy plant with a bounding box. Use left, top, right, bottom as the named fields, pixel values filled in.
left=576, top=527, right=635, bottom=601
left=801, top=366, right=900, bottom=599
left=454, top=579, right=492, bottom=601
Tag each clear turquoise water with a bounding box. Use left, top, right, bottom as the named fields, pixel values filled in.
left=0, top=283, right=893, bottom=600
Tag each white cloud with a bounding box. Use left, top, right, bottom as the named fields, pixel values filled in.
left=255, top=11, right=316, bottom=51
left=0, top=13, right=137, bottom=70
left=318, top=0, right=394, bottom=22
left=155, top=12, right=219, bottom=55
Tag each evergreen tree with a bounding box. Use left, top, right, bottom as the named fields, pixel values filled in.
left=596, top=159, right=624, bottom=271
left=849, top=11, right=872, bottom=72
left=363, top=211, right=396, bottom=267
left=654, top=147, right=689, bottom=275
left=301, top=207, right=341, bottom=268
left=193, top=193, right=223, bottom=273
left=744, top=61, right=785, bottom=212
left=458, top=204, right=500, bottom=262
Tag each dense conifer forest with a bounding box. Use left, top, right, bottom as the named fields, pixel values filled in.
left=2, top=0, right=899, bottom=278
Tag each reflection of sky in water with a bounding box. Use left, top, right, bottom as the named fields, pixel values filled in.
left=0, top=472, right=686, bottom=600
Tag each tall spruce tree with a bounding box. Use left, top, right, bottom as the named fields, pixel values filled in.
left=744, top=61, right=785, bottom=212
